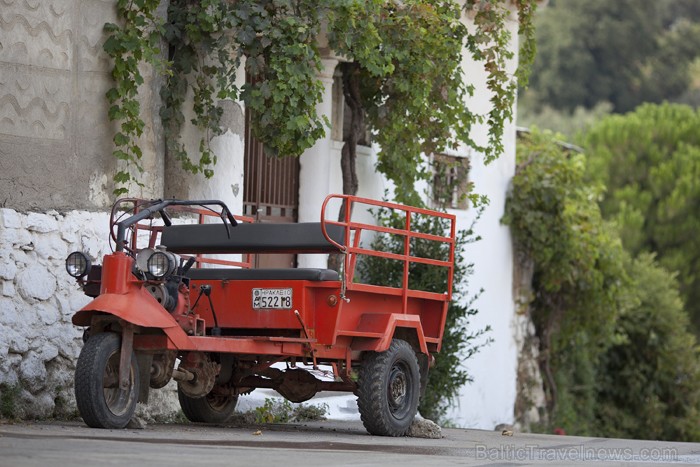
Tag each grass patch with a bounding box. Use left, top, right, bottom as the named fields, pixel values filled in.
left=0, top=384, right=21, bottom=420
left=251, top=398, right=328, bottom=424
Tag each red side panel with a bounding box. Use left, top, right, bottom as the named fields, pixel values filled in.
left=187, top=279, right=339, bottom=331
left=347, top=313, right=428, bottom=354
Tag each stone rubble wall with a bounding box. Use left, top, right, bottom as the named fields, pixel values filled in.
left=512, top=248, right=547, bottom=430
left=0, top=207, right=180, bottom=420
left=0, top=208, right=107, bottom=417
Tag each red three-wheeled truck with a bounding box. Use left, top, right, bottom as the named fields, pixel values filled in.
left=65, top=195, right=456, bottom=436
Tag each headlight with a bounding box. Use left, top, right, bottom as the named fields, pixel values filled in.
left=135, top=248, right=155, bottom=273
left=66, top=251, right=91, bottom=278
left=147, top=250, right=176, bottom=278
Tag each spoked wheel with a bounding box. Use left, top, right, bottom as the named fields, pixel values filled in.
left=74, top=332, right=140, bottom=429
left=178, top=386, right=238, bottom=423
left=357, top=338, right=421, bottom=436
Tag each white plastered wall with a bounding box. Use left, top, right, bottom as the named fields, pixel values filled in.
left=442, top=9, right=520, bottom=429
left=297, top=12, right=521, bottom=429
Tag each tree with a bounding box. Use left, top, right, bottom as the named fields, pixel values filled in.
left=503, top=129, right=626, bottom=422
left=583, top=103, right=700, bottom=336
left=104, top=0, right=538, bottom=201
left=522, top=0, right=700, bottom=114
left=505, top=129, right=700, bottom=441
left=596, top=253, right=700, bottom=442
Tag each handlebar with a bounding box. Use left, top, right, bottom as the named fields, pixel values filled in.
left=114, top=199, right=238, bottom=253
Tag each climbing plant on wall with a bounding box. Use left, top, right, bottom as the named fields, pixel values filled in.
left=103, top=0, right=537, bottom=197
left=504, top=129, right=700, bottom=441
left=502, top=129, right=627, bottom=428
left=103, top=0, right=166, bottom=194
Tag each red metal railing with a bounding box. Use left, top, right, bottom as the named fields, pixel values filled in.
left=320, top=194, right=456, bottom=312
left=109, top=198, right=254, bottom=269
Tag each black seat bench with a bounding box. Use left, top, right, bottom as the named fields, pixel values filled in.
left=161, top=222, right=345, bottom=282
left=160, top=222, right=345, bottom=254
left=185, top=268, right=339, bottom=281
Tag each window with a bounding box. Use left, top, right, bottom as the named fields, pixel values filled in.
left=432, top=154, right=471, bottom=210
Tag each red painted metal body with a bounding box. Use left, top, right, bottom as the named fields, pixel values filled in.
left=72, top=195, right=455, bottom=381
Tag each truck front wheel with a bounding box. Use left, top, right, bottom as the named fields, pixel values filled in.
left=74, top=332, right=140, bottom=429
left=357, top=338, right=421, bottom=436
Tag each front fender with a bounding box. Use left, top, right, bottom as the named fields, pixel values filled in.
left=73, top=284, right=179, bottom=330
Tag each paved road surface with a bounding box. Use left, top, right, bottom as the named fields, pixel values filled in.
left=1, top=420, right=699, bottom=466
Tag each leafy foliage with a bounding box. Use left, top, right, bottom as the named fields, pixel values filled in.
left=252, top=398, right=328, bottom=424
left=503, top=130, right=625, bottom=349
left=583, top=103, right=700, bottom=335
left=329, top=1, right=476, bottom=205
left=0, top=383, right=20, bottom=420
left=104, top=0, right=166, bottom=195
left=506, top=128, right=700, bottom=441
left=328, top=0, right=538, bottom=204
left=104, top=0, right=538, bottom=199
left=160, top=0, right=327, bottom=178
left=503, top=129, right=626, bottom=428
left=356, top=207, right=491, bottom=424
left=596, top=253, right=700, bottom=441
left=522, top=0, right=700, bottom=114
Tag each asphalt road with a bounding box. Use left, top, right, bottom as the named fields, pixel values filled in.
left=1, top=420, right=699, bottom=466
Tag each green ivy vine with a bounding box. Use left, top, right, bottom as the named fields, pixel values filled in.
left=104, top=0, right=166, bottom=195
left=159, top=0, right=327, bottom=181
left=103, top=0, right=537, bottom=198
left=467, top=0, right=538, bottom=164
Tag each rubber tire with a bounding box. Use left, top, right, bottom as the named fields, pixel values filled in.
left=178, top=386, right=238, bottom=423
left=74, top=332, right=140, bottom=429
left=357, top=339, right=421, bottom=436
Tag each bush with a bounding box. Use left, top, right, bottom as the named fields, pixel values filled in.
left=503, top=130, right=626, bottom=427
left=356, top=207, right=491, bottom=424
left=583, top=103, right=700, bottom=335
left=252, top=398, right=328, bottom=424
left=505, top=128, right=700, bottom=441
left=596, top=253, right=700, bottom=441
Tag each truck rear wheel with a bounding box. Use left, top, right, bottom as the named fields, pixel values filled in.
left=357, top=338, right=421, bottom=436
left=178, top=386, right=238, bottom=423
left=74, top=332, right=140, bottom=429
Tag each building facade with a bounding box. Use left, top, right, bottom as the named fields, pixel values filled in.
left=0, top=0, right=524, bottom=428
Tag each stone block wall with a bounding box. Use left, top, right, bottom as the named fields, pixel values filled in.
left=0, top=207, right=110, bottom=417
left=0, top=206, right=184, bottom=421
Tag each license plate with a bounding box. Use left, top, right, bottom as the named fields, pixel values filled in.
left=252, top=288, right=293, bottom=309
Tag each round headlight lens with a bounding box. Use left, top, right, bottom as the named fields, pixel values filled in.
left=66, top=251, right=91, bottom=278
left=135, top=248, right=155, bottom=274
left=147, top=251, right=174, bottom=278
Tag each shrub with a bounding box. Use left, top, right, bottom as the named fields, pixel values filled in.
left=596, top=253, right=700, bottom=441
left=356, top=207, right=491, bottom=424
left=506, top=128, right=700, bottom=441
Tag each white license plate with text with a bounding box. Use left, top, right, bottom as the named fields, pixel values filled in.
left=252, top=288, right=293, bottom=309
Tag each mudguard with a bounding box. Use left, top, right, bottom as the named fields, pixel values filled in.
left=72, top=285, right=191, bottom=348
left=350, top=313, right=428, bottom=354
